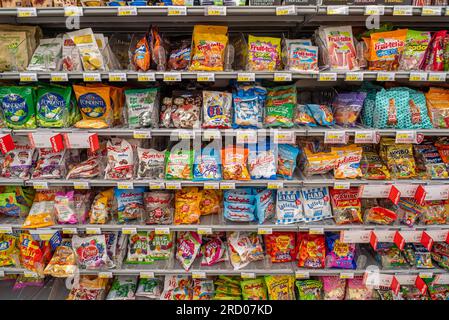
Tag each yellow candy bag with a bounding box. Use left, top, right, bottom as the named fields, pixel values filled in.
left=190, top=25, right=228, bottom=71
left=44, top=243, right=77, bottom=277
left=264, top=275, right=296, bottom=300
left=0, top=234, right=19, bottom=267
left=22, top=200, right=55, bottom=229
left=67, top=28, right=105, bottom=71
left=73, top=85, right=113, bottom=129
left=366, top=29, right=407, bottom=71
left=247, top=35, right=281, bottom=71
left=303, top=148, right=339, bottom=176
left=87, top=83, right=125, bottom=126
left=174, top=187, right=202, bottom=224
left=386, top=144, right=417, bottom=179
left=89, top=188, right=114, bottom=224
left=331, top=145, right=363, bottom=179
left=200, top=189, right=222, bottom=215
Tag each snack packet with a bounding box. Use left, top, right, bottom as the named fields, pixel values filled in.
left=137, top=148, right=166, bottom=179
left=190, top=25, right=228, bottom=71
left=44, top=241, right=77, bottom=277
left=232, top=85, right=266, bottom=129
left=332, top=92, right=366, bottom=127
left=264, top=232, right=296, bottom=263
left=36, top=85, right=72, bottom=128
left=276, top=189, right=303, bottom=224
left=193, top=147, right=222, bottom=181
left=277, top=144, right=299, bottom=180
left=174, top=187, right=202, bottom=224
left=89, top=188, right=114, bottom=224
left=67, top=28, right=105, bottom=71
left=255, top=189, right=276, bottom=224
left=331, top=145, right=363, bottom=179
left=200, top=189, right=221, bottom=215
left=287, top=44, right=318, bottom=72
left=1, top=136, right=35, bottom=179
left=248, top=142, right=277, bottom=180
left=73, top=85, right=113, bottom=129
left=296, top=280, right=323, bottom=300
left=247, top=35, right=281, bottom=71
left=264, top=275, right=296, bottom=300
left=165, top=149, right=194, bottom=180
left=300, top=187, right=333, bottom=222
left=126, top=231, right=152, bottom=264
left=221, top=146, right=250, bottom=180
left=125, top=88, right=159, bottom=129
left=297, top=233, right=325, bottom=268
left=105, top=139, right=134, bottom=180
left=22, top=200, right=55, bottom=229
left=325, top=233, right=357, bottom=269
left=322, top=26, right=358, bottom=71
left=228, top=232, right=264, bottom=270
left=176, top=231, right=202, bottom=271
left=0, top=86, right=36, bottom=129
left=264, top=85, right=296, bottom=128
left=321, top=276, right=346, bottom=300
left=115, top=187, right=145, bottom=223
left=399, top=30, right=431, bottom=71
left=241, top=278, right=268, bottom=300
left=106, top=276, right=138, bottom=300
left=144, top=191, right=174, bottom=225
left=366, top=29, right=407, bottom=71
left=200, top=234, right=228, bottom=266
left=330, top=188, right=362, bottom=225
left=72, top=235, right=110, bottom=270
left=202, top=91, right=232, bottom=129
left=132, top=34, right=150, bottom=72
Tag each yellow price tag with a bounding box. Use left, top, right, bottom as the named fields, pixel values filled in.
left=206, top=6, right=226, bottom=15
left=155, top=227, right=170, bottom=235
left=137, top=73, right=156, bottom=82
left=39, top=234, right=54, bottom=241
left=99, top=272, right=113, bottom=279
left=118, top=6, right=137, bottom=16
left=319, top=73, right=337, bottom=81
left=237, top=73, right=255, bottom=82
left=122, top=227, right=137, bottom=235
left=258, top=228, right=272, bottom=235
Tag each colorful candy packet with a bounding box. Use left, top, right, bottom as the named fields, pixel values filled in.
left=297, top=233, right=325, bottom=268
left=332, top=92, right=366, bottom=127
left=248, top=141, right=277, bottom=180
left=200, top=234, right=228, bottom=266
left=264, top=85, right=296, bottom=128
left=264, top=275, right=296, bottom=300
left=300, top=187, right=333, bottom=222
left=241, top=278, right=268, bottom=300
left=322, top=26, right=359, bottom=71
left=264, top=232, right=296, bottom=263
left=165, top=149, right=194, bottom=180
left=255, top=189, right=276, bottom=224
left=287, top=44, right=318, bottom=72
left=331, top=145, right=363, bottom=179
left=325, top=233, right=357, bottom=269
left=329, top=188, right=363, bottom=225
left=422, top=30, right=447, bottom=71
left=72, top=235, right=111, bottom=270
left=296, top=280, right=323, bottom=300
left=193, top=147, right=222, bottom=181
left=232, top=84, right=266, bottom=129
left=73, top=85, right=113, bottom=129
left=276, top=189, right=303, bottom=224
left=202, top=91, right=232, bottom=129
left=221, top=146, right=250, bottom=180
left=277, top=144, right=299, bottom=180
left=0, top=86, right=36, bottom=129
left=398, top=30, right=431, bottom=71
left=365, top=29, right=407, bottom=71
left=44, top=241, right=77, bottom=277
left=190, top=25, right=228, bottom=71
left=247, top=35, right=281, bottom=71
left=174, top=187, right=202, bottom=225
left=321, top=276, right=346, bottom=300
left=228, top=232, right=264, bottom=270
left=35, top=84, right=72, bottom=128
left=200, top=189, right=222, bottom=215
left=106, top=276, right=138, bottom=300
left=176, top=231, right=202, bottom=271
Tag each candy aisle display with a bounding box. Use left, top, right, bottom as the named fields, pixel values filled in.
left=3, top=0, right=449, bottom=302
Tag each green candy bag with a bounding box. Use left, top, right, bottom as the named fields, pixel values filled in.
left=296, top=279, right=323, bottom=300
left=0, top=86, right=36, bottom=129
left=241, top=278, right=268, bottom=300
left=36, top=84, right=72, bottom=128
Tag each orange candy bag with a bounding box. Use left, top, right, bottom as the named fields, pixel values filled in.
left=189, top=25, right=228, bottom=71
left=365, top=29, right=407, bottom=71
left=221, top=146, right=250, bottom=180
left=174, top=187, right=202, bottom=224
left=73, top=85, right=113, bottom=129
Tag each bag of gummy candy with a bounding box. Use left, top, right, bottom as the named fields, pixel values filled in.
left=241, top=278, right=268, bottom=300
left=72, top=234, right=111, bottom=270
left=200, top=234, right=228, bottom=267
left=306, top=104, right=335, bottom=126
left=297, top=233, right=325, bottom=268
left=221, top=146, right=251, bottom=180
left=332, top=92, right=366, bottom=127
left=255, top=189, right=276, bottom=224
left=248, top=142, right=277, bottom=180
left=264, top=275, right=296, bottom=300
left=264, top=85, right=296, bottom=128
left=296, top=279, right=323, bottom=300
left=232, top=85, right=266, bottom=129
left=247, top=35, right=281, bottom=72
left=165, top=149, right=194, bottom=180
left=300, top=187, right=333, bottom=222
left=325, top=233, right=357, bottom=269
left=202, top=91, right=232, bottom=129
left=115, top=187, right=145, bottom=224
left=321, top=276, right=346, bottom=300
left=193, top=146, right=222, bottom=181
left=276, top=189, right=303, bottom=224
left=277, top=144, right=300, bottom=180
left=176, top=231, right=202, bottom=271
left=264, top=232, right=296, bottom=263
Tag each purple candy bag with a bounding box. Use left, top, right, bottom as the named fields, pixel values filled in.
left=332, top=92, right=367, bottom=127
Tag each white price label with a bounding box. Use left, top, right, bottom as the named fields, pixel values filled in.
left=0, top=226, right=13, bottom=233
left=122, top=227, right=137, bottom=235
left=340, top=272, right=354, bottom=279
left=446, top=6, right=449, bottom=15
left=203, top=130, right=221, bottom=140
left=295, top=271, right=310, bottom=279
left=83, top=73, right=101, bottom=82
left=108, top=72, right=127, bottom=82
left=62, top=228, right=77, bottom=235
left=64, top=6, right=83, bottom=16
left=137, top=73, right=156, bottom=82
left=192, top=272, right=206, bottom=279
left=73, top=181, right=90, bottom=190
left=394, top=184, right=418, bottom=198
left=33, top=181, right=49, bottom=190
left=86, top=228, right=101, bottom=235
left=64, top=132, right=98, bottom=150
left=99, top=272, right=113, bottom=279
left=197, top=227, right=212, bottom=235
left=274, top=72, right=292, bottom=82
left=237, top=73, right=255, bottom=82
left=273, top=130, right=295, bottom=144
left=149, top=182, right=165, bottom=190
left=117, top=182, right=134, bottom=190
left=374, top=230, right=395, bottom=242
left=177, top=130, right=195, bottom=140
left=345, top=72, right=363, bottom=81
left=206, top=5, right=226, bottom=16
left=395, top=131, right=421, bottom=144
left=409, top=72, right=427, bottom=81
left=236, top=130, right=257, bottom=144
left=324, top=131, right=347, bottom=144
left=327, top=5, right=349, bottom=15
left=155, top=227, right=170, bottom=235
left=276, top=5, right=296, bottom=15
left=50, top=72, right=68, bottom=82
left=425, top=230, right=449, bottom=242
left=354, top=131, right=379, bottom=144
left=17, top=7, right=37, bottom=17
left=393, top=5, right=413, bottom=16
left=203, top=182, right=219, bottom=190
left=309, top=228, right=324, bottom=235
left=395, top=275, right=418, bottom=285
left=197, top=73, right=215, bottom=82
left=140, top=272, right=155, bottom=279
left=165, top=182, right=181, bottom=190
left=118, top=6, right=137, bottom=16
left=339, top=230, right=372, bottom=243
left=419, top=272, right=434, bottom=279
left=241, top=272, right=256, bottom=279
left=133, top=130, right=151, bottom=139
left=377, top=72, right=395, bottom=81
left=364, top=272, right=394, bottom=288
left=334, top=181, right=350, bottom=190
left=0, top=271, right=5, bottom=277
left=433, top=274, right=449, bottom=284
left=168, top=6, right=187, bottom=16
left=319, top=72, right=337, bottom=81
left=257, top=227, right=272, bottom=235
left=23, top=271, right=39, bottom=278
left=399, top=230, right=423, bottom=243
left=220, top=182, right=235, bottom=190
left=422, top=6, right=441, bottom=15
left=19, top=73, right=37, bottom=82
left=163, top=73, right=181, bottom=82
left=267, top=182, right=283, bottom=189
left=428, top=72, right=446, bottom=82
left=423, top=185, right=449, bottom=201
left=358, top=185, right=391, bottom=198
left=365, top=5, right=384, bottom=15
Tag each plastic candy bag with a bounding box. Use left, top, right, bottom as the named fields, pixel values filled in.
left=73, top=85, right=112, bottom=129
left=105, top=139, right=134, bottom=180
left=294, top=104, right=316, bottom=126
left=106, top=276, right=138, bottom=300
left=248, top=142, right=277, bottom=180
left=306, top=104, right=335, bottom=126
left=330, top=188, right=362, bottom=225
left=276, top=189, right=303, bottom=224
left=72, top=235, right=110, bottom=270
left=137, top=148, right=166, bottom=179
left=174, top=187, right=202, bottom=224
left=149, top=231, right=173, bottom=261
left=200, top=234, right=228, bottom=266
left=321, top=276, right=346, bottom=300
left=192, top=279, right=214, bottom=300
left=136, top=278, right=162, bottom=299
left=54, top=191, right=78, bottom=224
left=144, top=191, right=174, bottom=225
left=44, top=242, right=77, bottom=277
left=193, top=147, right=222, bottom=181
left=322, top=26, right=358, bottom=71
left=190, top=25, right=228, bottom=71
left=126, top=231, right=152, bottom=264
left=247, top=35, right=281, bottom=71
left=241, top=278, right=268, bottom=300
left=264, top=232, right=296, bottom=263
left=222, top=146, right=250, bottom=180
left=1, top=136, right=35, bottom=179
left=115, top=187, right=145, bottom=223
left=300, top=187, right=332, bottom=223
left=287, top=44, right=318, bottom=72
left=32, top=148, right=66, bottom=179
left=232, top=85, right=266, bottom=129
left=22, top=200, right=55, bottom=229
left=167, top=39, right=191, bottom=71
left=325, top=233, right=357, bottom=269
left=125, top=88, right=159, bottom=129
left=296, top=280, right=323, bottom=300
left=89, top=189, right=114, bottom=224
left=0, top=86, right=36, bottom=129
left=264, top=85, right=296, bottom=128
left=332, top=92, right=366, bottom=127
left=297, top=233, right=325, bottom=268
left=331, top=145, right=363, bottom=179
left=36, top=85, right=72, bottom=128
left=366, top=29, right=407, bottom=71
left=264, top=275, right=296, bottom=300
left=0, top=234, right=19, bottom=267
left=66, top=156, right=102, bottom=179
left=67, top=28, right=105, bottom=71
left=399, top=30, right=431, bottom=71
left=132, top=35, right=150, bottom=72
left=202, top=91, right=232, bottom=129
left=160, top=91, right=202, bottom=129
left=165, top=149, right=194, bottom=180
left=200, top=189, right=221, bottom=215
left=228, top=232, right=264, bottom=270
left=176, top=231, right=202, bottom=271
left=255, top=189, right=276, bottom=224
left=277, top=144, right=299, bottom=180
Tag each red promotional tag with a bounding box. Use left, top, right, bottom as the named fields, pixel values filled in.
left=393, top=231, right=405, bottom=251
left=420, top=231, right=434, bottom=251
left=414, top=185, right=426, bottom=205
left=388, top=185, right=401, bottom=205
left=50, top=134, right=64, bottom=152
left=29, top=132, right=65, bottom=152
left=88, top=133, right=100, bottom=152
left=446, top=231, right=449, bottom=244
left=415, top=276, right=428, bottom=295
left=369, top=231, right=378, bottom=251
left=391, top=276, right=400, bottom=296
left=0, top=134, right=15, bottom=154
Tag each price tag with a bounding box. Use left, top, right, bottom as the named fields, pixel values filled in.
left=168, top=6, right=187, bottom=16
left=121, top=227, right=137, bottom=235
left=165, top=182, right=181, bottom=190
left=118, top=6, right=137, bottom=16
left=273, top=130, right=295, bottom=144
left=393, top=5, right=413, bottom=16
left=149, top=182, right=165, bottom=190
left=191, top=272, right=206, bottom=279
left=422, top=6, right=441, bottom=15
left=358, top=185, right=392, bottom=198
left=64, top=132, right=99, bottom=152
left=17, top=7, right=37, bottom=17
left=345, top=72, right=363, bottom=81
left=446, top=6, right=449, bottom=15
left=395, top=131, right=423, bottom=144
left=340, top=272, right=354, bottom=279
left=23, top=271, right=39, bottom=278
left=237, top=73, right=255, bottom=82
left=33, top=181, right=49, bottom=190
left=426, top=230, right=449, bottom=242
left=394, top=184, right=418, bottom=198
left=424, top=185, right=449, bottom=201
left=309, top=228, right=324, bottom=235
left=340, top=230, right=371, bottom=243
left=155, top=227, right=170, bottom=235
left=327, top=5, right=349, bottom=15
left=0, top=226, right=13, bottom=234
left=204, top=182, right=219, bottom=190
left=137, top=73, right=156, bottom=82
left=274, top=73, right=292, bottom=82
left=62, top=228, right=77, bottom=235
left=334, top=181, right=350, bottom=190
left=399, top=230, right=423, bottom=243
left=324, top=131, right=347, bottom=144
left=236, top=130, right=257, bottom=144
left=203, top=130, right=221, bottom=140
left=140, top=272, right=155, bottom=279
left=86, top=227, right=101, bottom=235
left=64, top=6, right=83, bottom=16
left=374, top=230, right=395, bottom=242
left=419, top=272, right=434, bottom=279
left=428, top=72, right=446, bottom=82
left=377, top=72, right=395, bottom=81
left=396, top=275, right=418, bottom=285
left=99, top=272, right=113, bottom=279
left=73, top=181, right=90, bottom=190
left=205, top=5, right=226, bottom=16
left=163, top=73, right=181, bottom=82
left=133, top=130, right=151, bottom=139
left=50, top=72, right=68, bottom=82
left=197, top=73, right=215, bottom=82
left=177, top=130, right=194, bottom=140
left=295, top=271, right=310, bottom=279
left=433, top=273, right=449, bottom=284
left=117, top=182, right=134, bottom=190
left=276, top=5, right=296, bottom=15
left=19, top=72, right=37, bottom=82
left=364, top=272, right=394, bottom=289
left=220, top=182, right=235, bottom=190
left=365, top=5, right=384, bottom=15
left=354, top=130, right=379, bottom=144
left=267, top=182, right=283, bottom=189
left=257, top=227, right=272, bottom=235
left=241, top=272, right=256, bottom=279
left=319, top=73, right=337, bottom=81
left=108, top=72, right=127, bottom=82
left=0, top=271, right=4, bottom=277
left=409, top=72, right=427, bottom=81
left=38, top=232, right=54, bottom=241
left=197, top=227, right=212, bottom=235
left=83, top=73, right=101, bottom=82
left=29, top=132, right=65, bottom=152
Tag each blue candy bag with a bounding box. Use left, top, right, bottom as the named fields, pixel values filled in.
left=223, top=190, right=255, bottom=205
left=193, top=146, right=222, bottom=181
left=115, top=187, right=146, bottom=223
left=306, top=104, right=335, bottom=126
left=248, top=141, right=277, bottom=180
left=224, top=202, right=256, bottom=222
left=277, top=144, right=299, bottom=180
left=255, top=189, right=276, bottom=224
left=232, top=85, right=266, bottom=129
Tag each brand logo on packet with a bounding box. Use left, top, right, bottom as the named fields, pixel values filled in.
left=38, top=93, right=65, bottom=119
left=79, top=93, right=106, bottom=117
left=3, top=94, right=28, bottom=123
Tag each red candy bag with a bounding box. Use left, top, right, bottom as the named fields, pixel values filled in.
left=297, top=233, right=325, bottom=269
left=264, top=232, right=296, bottom=263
